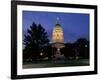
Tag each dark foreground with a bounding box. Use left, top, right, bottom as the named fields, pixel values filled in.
left=23, top=59, right=89, bottom=69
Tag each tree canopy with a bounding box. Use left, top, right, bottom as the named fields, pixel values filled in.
left=23, top=22, right=50, bottom=61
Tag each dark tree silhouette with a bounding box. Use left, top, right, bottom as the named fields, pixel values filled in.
left=74, top=38, right=89, bottom=59
left=60, top=43, right=74, bottom=59
left=60, top=38, right=89, bottom=60
left=42, top=44, right=53, bottom=60
left=23, top=22, right=49, bottom=62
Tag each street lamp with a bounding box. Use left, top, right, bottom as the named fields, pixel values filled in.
left=40, top=52, right=43, bottom=56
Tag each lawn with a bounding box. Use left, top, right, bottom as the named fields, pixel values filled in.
left=23, top=59, right=89, bottom=69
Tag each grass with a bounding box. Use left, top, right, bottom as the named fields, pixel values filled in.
left=23, top=59, right=89, bottom=69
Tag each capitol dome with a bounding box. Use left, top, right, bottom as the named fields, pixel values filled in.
left=52, top=18, right=64, bottom=43
left=52, top=18, right=65, bottom=59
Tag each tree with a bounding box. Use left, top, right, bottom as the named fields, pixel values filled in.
left=74, top=38, right=89, bottom=59
left=60, top=43, right=74, bottom=59
left=42, top=44, right=53, bottom=60
left=60, top=38, right=89, bottom=60
left=23, top=22, right=49, bottom=62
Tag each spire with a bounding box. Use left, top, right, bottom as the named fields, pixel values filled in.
left=56, top=17, right=60, bottom=25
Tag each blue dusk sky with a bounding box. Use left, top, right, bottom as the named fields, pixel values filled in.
left=23, top=11, right=89, bottom=43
